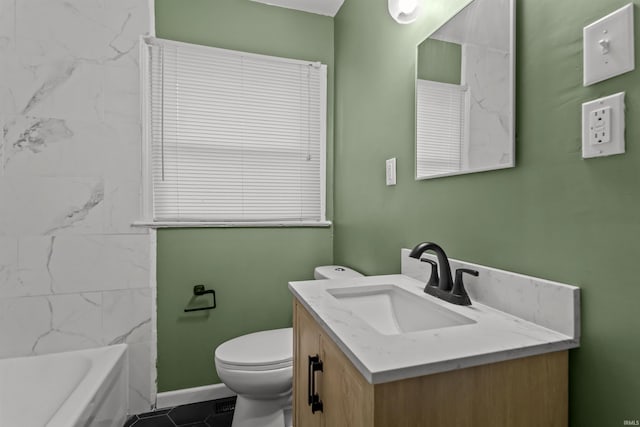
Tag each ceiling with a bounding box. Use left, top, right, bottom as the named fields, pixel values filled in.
left=250, top=0, right=345, bottom=17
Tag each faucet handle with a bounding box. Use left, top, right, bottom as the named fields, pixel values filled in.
left=420, top=258, right=439, bottom=289
left=452, top=268, right=478, bottom=298
left=456, top=268, right=479, bottom=276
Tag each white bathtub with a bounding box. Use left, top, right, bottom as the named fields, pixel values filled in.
left=0, top=344, right=128, bottom=427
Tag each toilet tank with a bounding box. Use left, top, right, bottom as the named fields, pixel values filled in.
left=314, top=265, right=363, bottom=280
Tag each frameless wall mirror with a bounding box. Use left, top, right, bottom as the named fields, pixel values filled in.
left=415, top=0, right=514, bottom=180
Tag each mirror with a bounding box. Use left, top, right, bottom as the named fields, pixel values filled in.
left=415, top=0, right=514, bottom=179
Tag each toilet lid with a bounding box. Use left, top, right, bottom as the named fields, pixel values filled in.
left=215, top=327, right=293, bottom=369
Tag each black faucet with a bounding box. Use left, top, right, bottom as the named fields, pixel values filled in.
left=409, top=242, right=477, bottom=306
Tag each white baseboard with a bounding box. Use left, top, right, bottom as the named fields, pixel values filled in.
left=156, top=383, right=236, bottom=409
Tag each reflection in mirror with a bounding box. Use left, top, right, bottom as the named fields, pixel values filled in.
left=415, top=0, right=514, bottom=179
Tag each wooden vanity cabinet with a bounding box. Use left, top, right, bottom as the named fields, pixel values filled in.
left=294, top=298, right=373, bottom=427
left=293, top=299, right=568, bottom=427
left=294, top=297, right=321, bottom=427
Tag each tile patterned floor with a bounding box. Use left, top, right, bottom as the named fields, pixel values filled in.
left=124, top=397, right=235, bottom=427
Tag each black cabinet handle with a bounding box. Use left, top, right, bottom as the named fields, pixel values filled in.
left=307, top=355, right=314, bottom=405
left=307, top=355, right=323, bottom=413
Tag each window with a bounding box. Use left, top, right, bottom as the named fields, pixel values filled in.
left=415, top=79, right=469, bottom=178
left=140, top=37, right=327, bottom=226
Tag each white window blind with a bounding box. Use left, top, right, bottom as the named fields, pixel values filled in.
left=141, top=37, right=327, bottom=223
left=416, top=79, right=468, bottom=178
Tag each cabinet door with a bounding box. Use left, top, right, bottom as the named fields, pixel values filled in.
left=319, top=334, right=374, bottom=427
left=294, top=301, right=322, bottom=427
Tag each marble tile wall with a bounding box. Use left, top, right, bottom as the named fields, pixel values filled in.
left=464, top=44, right=512, bottom=169
left=0, top=0, right=154, bottom=414
left=430, top=0, right=512, bottom=171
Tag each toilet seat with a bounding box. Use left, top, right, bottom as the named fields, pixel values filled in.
left=216, top=359, right=292, bottom=372
left=215, top=328, right=293, bottom=372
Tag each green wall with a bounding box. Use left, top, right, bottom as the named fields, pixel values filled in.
left=333, top=1, right=640, bottom=426
left=154, top=0, right=334, bottom=391
left=417, top=39, right=462, bottom=84
left=157, top=228, right=331, bottom=390
left=155, top=0, right=640, bottom=424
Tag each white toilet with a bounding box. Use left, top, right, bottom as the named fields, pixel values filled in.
left=214, top=265, right=363, bottom=427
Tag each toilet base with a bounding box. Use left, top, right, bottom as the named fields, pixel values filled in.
left=231, top=393, right=292, bottom=427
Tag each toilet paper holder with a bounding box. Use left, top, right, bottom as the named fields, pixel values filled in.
left=184, top=285, right=216, bottom=312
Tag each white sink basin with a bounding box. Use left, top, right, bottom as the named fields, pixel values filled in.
left=327, top=284, right=475, bottom=335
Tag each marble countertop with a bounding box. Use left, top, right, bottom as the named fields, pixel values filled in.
left=289, top=274, right=579, bottom=384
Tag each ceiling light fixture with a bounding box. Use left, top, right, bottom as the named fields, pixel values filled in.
left=388, top=0, right=420, bottom=24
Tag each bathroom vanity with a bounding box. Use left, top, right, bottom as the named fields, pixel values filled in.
left=289, top=251, right=580, bottom=426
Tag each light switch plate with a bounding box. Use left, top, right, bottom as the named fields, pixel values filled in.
left=582, top=92, right=625, bottom=159
left=386, top=158, right=396, bottom=186
left=583, top=3, right=635, bottom=86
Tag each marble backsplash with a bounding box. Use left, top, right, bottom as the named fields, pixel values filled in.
left=0, top=0, right=154, bottom=413
left=400, top=248, right=581, bottom=340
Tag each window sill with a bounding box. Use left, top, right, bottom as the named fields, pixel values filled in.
left=132, top=220, right=332, bottom=229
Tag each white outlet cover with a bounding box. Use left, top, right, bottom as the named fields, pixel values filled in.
left=583, top=3, right=635, bottom=86
left=582, top=92, right=625, bottom=159
left=588, top=106, right=611, bottom=145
